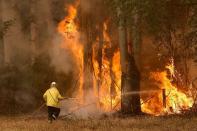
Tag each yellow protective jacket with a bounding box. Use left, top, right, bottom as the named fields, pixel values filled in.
left=43, top=87, right=64, bottom=108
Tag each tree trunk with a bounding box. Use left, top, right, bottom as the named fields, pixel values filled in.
left=83, top=15, right=94, bottom=102
left=128, top=54, right=141, bottom=114
left=131, top=7, right=142, bottom=68
left=0, top=0, right=4, bottom=65
left=116, top=1, right=141, bottom=114
left=109, top=51, right=116, bottom=110
left=130, top=7, right=142, bottom=114
left=116, top=5, right=132, bottom=113
left=98, top=22, right=104, bottom=101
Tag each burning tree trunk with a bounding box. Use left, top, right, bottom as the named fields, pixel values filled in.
left=97, top=22, right=104, bottom=101
left=109, top=51, right=117, bottom=109
left=0, top=0, right=4, bottom=65
left=162, top=89, right=166, bottom=108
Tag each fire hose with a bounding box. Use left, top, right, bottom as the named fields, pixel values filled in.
left=91, top=61, right=165, bottom=112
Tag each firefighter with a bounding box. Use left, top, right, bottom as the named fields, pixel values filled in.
left=43, top=82, right=65, bottom=123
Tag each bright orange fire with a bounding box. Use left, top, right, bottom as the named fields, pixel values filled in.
left=58, top=2, right=194, bottom=115
left=57, top=3, right=84, bottom=102
left=92, top=22, right=121, bottom=112
left=141, top=59, right=194, bottom=115
left=58, top=2, right=122, bottom=111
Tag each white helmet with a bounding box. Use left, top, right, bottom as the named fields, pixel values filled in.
left=51, top=82, right=57, bottom=87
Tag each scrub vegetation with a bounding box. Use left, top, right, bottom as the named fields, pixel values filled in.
left=1, top=115, right=197, bottom=131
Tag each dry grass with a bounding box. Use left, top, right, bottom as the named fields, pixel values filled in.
left=0, top=115, right=197, bottom=131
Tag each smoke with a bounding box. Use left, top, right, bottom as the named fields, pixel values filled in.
left=0, top=0, right=107, bottom=115
left=80, top=0, right=92, bottom=13
left=0, top=0, right=167, bottom=116
left=60, top=89, right=107, bottom=119
left=80, top=0, right=104, bottom=15
left=2, top=0, right=55, bottom=66
left=47, top=0, right=106, bottom=118
left=2, top=1, right=31, bottom=65
left=49, top=34, right=76, bottom=74
left=15, top=90, right=36, bottom=106
left=1, top=0, right=61, bottom=112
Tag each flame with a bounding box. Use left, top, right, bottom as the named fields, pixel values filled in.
left=92, top=22, right=121, bottom=112
left=97, top=50, right=121, bottom=112
left=58, top=1, right=193, bottom=115
left=57, top=3, right=122, bottom=110
left=141, top=59, right=194, bottom=115
left=57, top=3, right=84, bottom=102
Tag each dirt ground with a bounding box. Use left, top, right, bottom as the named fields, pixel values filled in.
left=0, top=115, right=197, bottom=131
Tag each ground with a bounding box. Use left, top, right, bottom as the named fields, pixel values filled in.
left=0, top=115, right=197, bottom=131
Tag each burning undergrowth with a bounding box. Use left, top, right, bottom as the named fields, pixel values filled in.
left=141, top=59, right=194, bottom=116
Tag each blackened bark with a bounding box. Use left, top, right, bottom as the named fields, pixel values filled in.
left=116, top=5, right=132, bottom=114
left=127, top=55, right=141, bottom=114
left=129, top=7, right=142, bottom=114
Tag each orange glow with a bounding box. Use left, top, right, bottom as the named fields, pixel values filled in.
left=58, top=2, right=194, bottom=115
left=141, top=59, right=194, bottom=115
left=57, top=3, right=84, bottom=103
left=92, top=22, right=121, bottom=112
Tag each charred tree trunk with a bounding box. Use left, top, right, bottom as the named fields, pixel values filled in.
left=162, top=89, right=166, bottom=108
left=128, top=54, right=141, bottom=114
left=0, top=0, right=4, bottom=65
left=116, top=5, right=132, bottom=114
left=129, top=7, right=142, bottom=114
